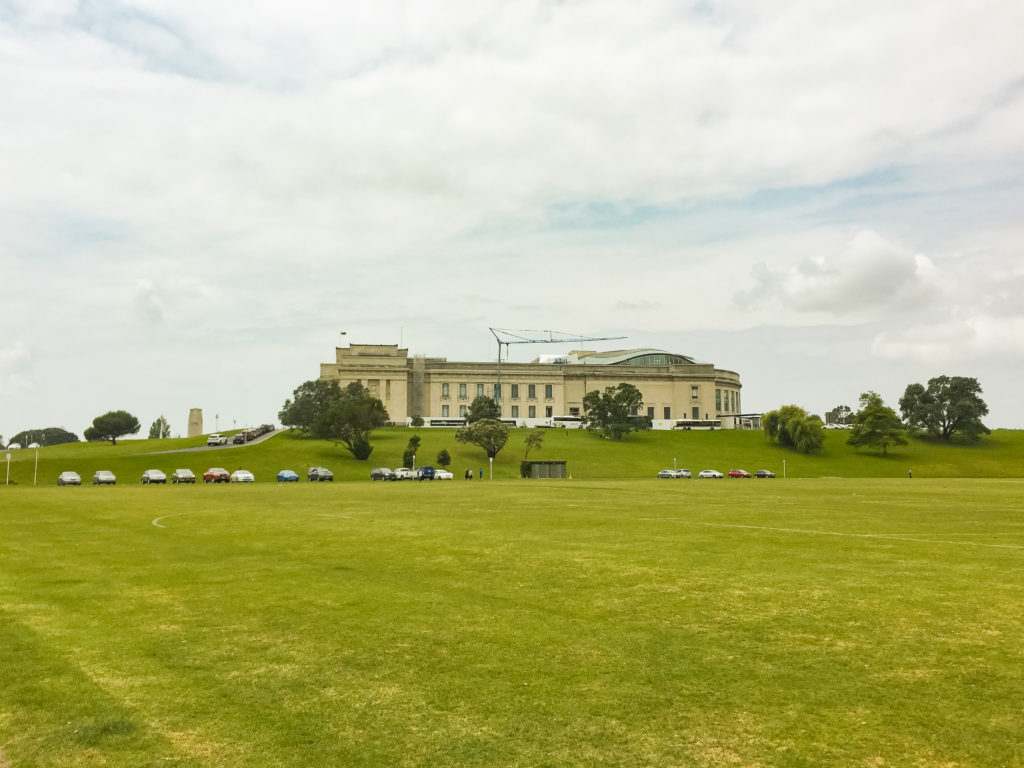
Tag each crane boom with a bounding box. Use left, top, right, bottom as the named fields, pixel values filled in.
left=489, top=328, right=628, bottom=393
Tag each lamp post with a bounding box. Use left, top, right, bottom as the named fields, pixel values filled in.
left=489, top=456, right=493, bottom=480
left=34, top=444, right=39, bottom=486
left=783, top=459, right=786, bottom=479
left=673, top=457, right=677, bottom=471
left=5, top=452, right=9, bottom=486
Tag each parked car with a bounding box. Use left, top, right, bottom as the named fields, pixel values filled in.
left=93, top=470, right=116, bottom=486
left=677, top=468, right=692, bottom=478
left=207, top=433, right=228, bottom=446
left=203, top=467, right=230, bottom=483
left=393, top=467, right=416, bottom=480
left=415, top=466, right=436, bottom=480
left=754, top=469, right=776, bottom=479
left=657, top=469, right=677, bottom=479
left=728, top=469, right=752, bottom=478
left=142, top=469, right=167, bottom=484
left=370, top=467, right=395, bottom=481
left=277, top=469, right=300, bottom=482
left=57, top=471, right=81, bottom=486
left=435, top=469, right=454, bottom=480
left=308, top=467, right=334, bottom=482
left=697, top=469, right=724, bottom=479
left=230, top=469, right=255, bottom=483
left=232, top=430, right=256, bottom=445
left=171, top=469, right=196, bottom=484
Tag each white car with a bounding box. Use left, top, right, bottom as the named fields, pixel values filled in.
left=57, top=471, right=81, bottom=486
left=230, top=469, right=255, bottom=483
left=207, top=433, right=228, bottom=446
left=141, top=469, right=167, bottom=484
left=697, top=469, right=724, bottom=479
left=435, top=469, right=454, bottom=480
left=393, top=467, right=416, bottom=480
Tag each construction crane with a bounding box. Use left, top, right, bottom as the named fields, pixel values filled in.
left=488, top=328, right=628, bottom=392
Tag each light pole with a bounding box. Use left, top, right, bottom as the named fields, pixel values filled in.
left=33, top=444, right=39, bottom=486
left=489, top=456, right=493, bottom=479
left=5, top=452, right=9, bottom=486
left=783, top=459, right=786, bottom=479
left=673, top=457, right=677, bottom=471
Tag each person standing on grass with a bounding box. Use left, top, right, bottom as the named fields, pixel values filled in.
left=909, top=469, right=912, bottom=478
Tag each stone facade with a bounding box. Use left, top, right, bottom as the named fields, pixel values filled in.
left=187, top=408, right=203, bottom=437
left=319, top=344, right=744, bottom=429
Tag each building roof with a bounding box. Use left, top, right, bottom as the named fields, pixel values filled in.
left=567, top=348, right=705, bottom=366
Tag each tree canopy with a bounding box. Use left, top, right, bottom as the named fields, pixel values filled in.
left=899, top=376, right=989, bottom=441
left=456, top=418, right=510, bottom=459
left=466, top=395, right=501, bottom=423
left=85, top=411, right=141, bottom=445
left=583, top=383, right=650, bottom=439
left=523, top=430, right=544, bottom=459
left=763, top=404, right=824, bottom=453
left=149, top=415, right=171, bottom=440
left=8, top=427, right=80, bottom=447
left=314, top=382, right=389, bottom=460
left=826, top=404, right=854, bottom=425
left=847, top=391, right=907, bottom=455
left=278, top=379, right=343, bottom=434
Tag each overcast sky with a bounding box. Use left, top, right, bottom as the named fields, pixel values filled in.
left=2, top=0, right=1023, bottom=440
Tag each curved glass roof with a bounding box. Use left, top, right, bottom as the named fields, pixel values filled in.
left=572, top=348, right=701, bottom=366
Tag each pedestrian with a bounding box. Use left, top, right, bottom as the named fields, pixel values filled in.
left=479, top=469, right=483, bottom=479
left=908, top=468, right=912, bottom=479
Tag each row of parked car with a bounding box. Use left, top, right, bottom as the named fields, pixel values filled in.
left=657, top=468, right=776, bottom=479
left=55, top=466, right=337, bottom=486
left=369, top=466, right=455, bottom=481
left=206, top=424, right=276, bottom=446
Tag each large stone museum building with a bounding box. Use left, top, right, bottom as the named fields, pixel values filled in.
left=319, top=344, right=745, bottom=429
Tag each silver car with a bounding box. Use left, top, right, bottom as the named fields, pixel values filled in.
left=93, top=470, right=117, bottom=486
left=142, top=469, right=167, bottom=484
left=697, top=469, right=724, bottom=479
left=57, top=471, right=81, bottom=486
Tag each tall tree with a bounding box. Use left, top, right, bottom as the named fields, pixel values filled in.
left=899, top=376, right=989, bottom=441
left=314, top=382, right=389, bottom=460
left=403, top=435, right=421, bottom=469
left=583, top=383, right=650, bottom=439
left=436, top=449, right=451, bottom=468
left=279, top=380, right=343, bottom=434
left=847, top=391, right=907, bottom=455
left=466, top=395, right=501, bottom=423
left=763, top=404, right=824, bottom=453
left=9, top=427, right=80, bottom=447
left=456, top=418, right=510, bottom=459
left=149, top=415, right=171, bottom=439
left=826, top=405, right=854, bottom=425
left=86, top=410, right=141, bottom=445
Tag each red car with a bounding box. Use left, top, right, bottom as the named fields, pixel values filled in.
left=203, top=467, right=230, bottom=483
left=728, top=469, right=752, bottom=478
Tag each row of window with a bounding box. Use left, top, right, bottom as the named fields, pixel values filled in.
left=715, top=388, right=740, bottom=413
left=440, top=404, right=556, bottom=418
left=441, top=382, right=554, bottom=400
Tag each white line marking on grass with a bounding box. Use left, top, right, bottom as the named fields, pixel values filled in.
left=152, top=511, right=209, bottom=528
left=638, top=519, right=1024, bottom=550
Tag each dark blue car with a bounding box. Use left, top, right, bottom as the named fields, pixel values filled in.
left=276, top=469, right=300, bottom=482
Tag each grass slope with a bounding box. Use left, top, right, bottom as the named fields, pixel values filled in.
left=4, top=428, right=1024, bottom=487
left=2, top=480, right=1023, bottom=766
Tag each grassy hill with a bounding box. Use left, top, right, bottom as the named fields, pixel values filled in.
left=4, top=427, right=1023, bottom=486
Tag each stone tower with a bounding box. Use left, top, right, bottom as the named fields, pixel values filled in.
left=187, top=408, right=203, bottom=437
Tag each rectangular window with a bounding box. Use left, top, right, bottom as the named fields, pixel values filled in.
left=528, top=405, right=536, bottom=418
left=545, top=384, right=553, bottom=399
left=441, top=382, right=449, bottom=397
left=691, top=386, right=699, bottom=400
left=569, top=407, right=579, bottom=417
left=511, top=405, right=519, bottom=418
left=459, top=405, right=467, bottom=417
left=528, top=384, right=536, bottom=399
left=647, top=406, right=655, bottom=418
left=477, top=383, right=485, bottom=397
left=511, top=383, right=519, bottom=399
left=692, top=406, right=700, bottom=419
left=441, top=405, right=449, bottom=417
left=664, top=406, right=671, bottom=420
left=459, top=383, right=467, bottom=398
left=493, top=383, right=501, bottom=400
left=715, top=389, right=721, bottom=410
left=545, top=406, right=553, bottom=417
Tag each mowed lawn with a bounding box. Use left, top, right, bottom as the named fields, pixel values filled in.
left=2, top=479, right=1023, bottom=767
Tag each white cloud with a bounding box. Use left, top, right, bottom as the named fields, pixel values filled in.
left=872, top=314, right=1024, bottom=364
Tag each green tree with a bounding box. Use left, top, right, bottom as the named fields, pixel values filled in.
left=456, top=418, right=510, bottom=459
left=278, top=380, right=342, bottom=434
left=826, top=404, right=854, bottom=425
left=436, top=448, right=451, bottom=468
left=583, top=383, right=650, bottom=439
left=466, top=395, right=501, bottom=423
left=9, top=427, right=80, bottom=446
left=763, top=404, right=824, bottom=453
left=899, top=376, right=990, bottom=441
left=403, top=435, right=421, bottom=469
left=314, top=382, right=389, bottom=460
left=847, top=392, right=907, bottom=455
left=523, top=430, right=544, bottom=459
left=86, top=410, right=141, bottom=445
left=410, top=415, right=425, bottom=427
left=149, top=415, right=171, bottom=440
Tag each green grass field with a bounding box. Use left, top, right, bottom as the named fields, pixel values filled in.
left=3, top=427, right=1024, bottom=487
left=2, top=479, right=1023, bottom=766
